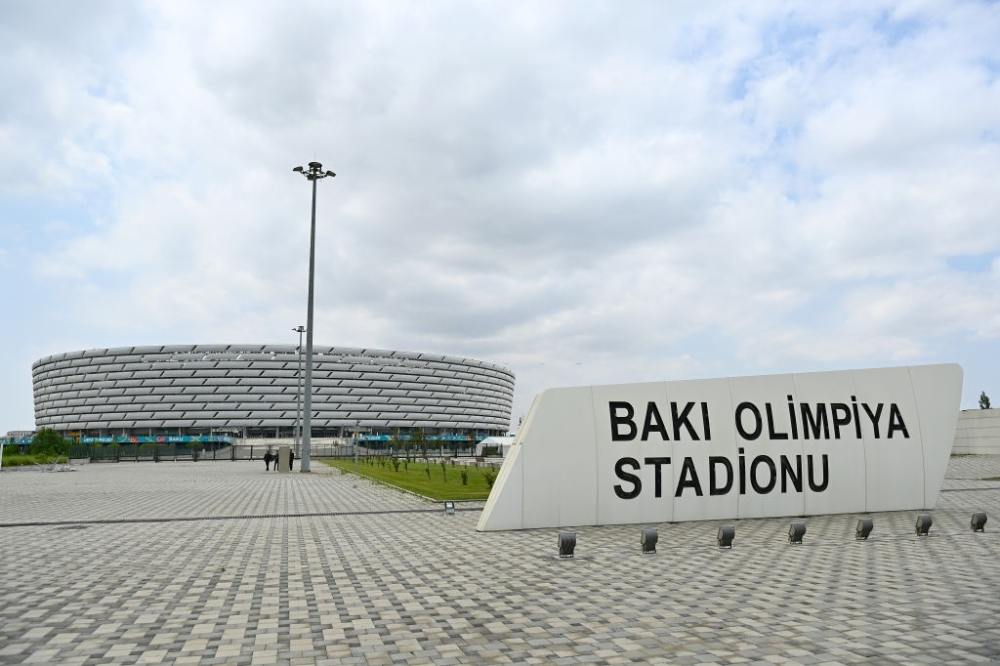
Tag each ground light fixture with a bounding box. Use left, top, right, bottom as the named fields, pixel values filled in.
left=443, top=501, right=455, bottom=515
left=971, top=512, right=987, bottom=532
left=291, top=161, right=336, bottom=473
left=915, top=514, right=933, bottom=536
left=558, top=531, right=576, bottom=558
left=717, top=525, right=735, bottom=549
left=788, top=521, right=807, bottom=544
left=856, top=518, right=874, bottom=541
left=640, top=528, right=658, bottom=554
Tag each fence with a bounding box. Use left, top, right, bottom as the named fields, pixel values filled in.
left=36, top=442, right=504, bottom=464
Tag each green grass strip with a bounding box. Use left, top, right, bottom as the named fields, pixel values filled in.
left=321, top=458, right=496, bottom=501
left=1, top=454, right=69, bottom=467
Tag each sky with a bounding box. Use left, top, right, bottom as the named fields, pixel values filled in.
left=1, top=1, right=999, bottom=432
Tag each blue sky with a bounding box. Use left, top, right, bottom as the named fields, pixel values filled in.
left=1, top=1, right=998, bottom=431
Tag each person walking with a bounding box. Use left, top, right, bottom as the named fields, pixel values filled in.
left=289, top=449, right=295, bottom=471
left=264, top=449, right=272, bottom=471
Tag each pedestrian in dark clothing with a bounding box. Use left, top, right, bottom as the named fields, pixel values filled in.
left=264, top=450, right=272, bottom=471
left=289, top=450, right=294, bottom=471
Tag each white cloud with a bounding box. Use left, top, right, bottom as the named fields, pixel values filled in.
left=2, top=0, right=999, bottom=430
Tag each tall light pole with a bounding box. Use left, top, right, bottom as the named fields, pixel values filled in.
left=291, top=325, right=305, bottom=457
left=292, top=161, right=336, bottom=472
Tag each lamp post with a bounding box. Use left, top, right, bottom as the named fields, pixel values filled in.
left=291, top=325, right=305, bottom=457
left=292, top=161, right=336, bottom=472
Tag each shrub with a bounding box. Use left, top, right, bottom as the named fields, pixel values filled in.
left=29, top=429, right=70, bottom=457
left=392, top=459, right=400, bottom=472
left=425, top=465, right=431, bottom=480
left=460, top=469, right=469, bottom=486
left=440, top=461, right=447, bottom=481
left=483, top=470, right=496, bottom=488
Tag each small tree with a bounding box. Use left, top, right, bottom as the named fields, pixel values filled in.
left=29, top=429, right=70, bottom=457
left=411, top=428, right=427, bottom=459
left=980, top=391, right=992, bottom=410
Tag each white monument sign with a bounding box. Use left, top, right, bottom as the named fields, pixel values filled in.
left=477, top=364, right=962, bottom=531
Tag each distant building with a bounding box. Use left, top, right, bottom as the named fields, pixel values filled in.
left=33, top=344, right=514, bottom=442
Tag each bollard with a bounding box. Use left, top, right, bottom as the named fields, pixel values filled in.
left=640, top=528, right=658, bottom=554
left=856, top=518, right=874, bottom=540
left=558, top=531, right=576, bottom=559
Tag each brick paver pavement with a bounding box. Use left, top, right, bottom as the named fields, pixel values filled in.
left=0, top=457, right=998, bottom=664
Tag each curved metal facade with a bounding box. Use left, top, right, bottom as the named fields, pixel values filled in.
left=32, top=345, right=514, bottom=433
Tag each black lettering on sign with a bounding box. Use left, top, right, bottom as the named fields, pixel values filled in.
left=831, top=403, right=851, bottom=439
left=644, top=456, right=672, bottom=497
left=780, top=454, right=803, bottom=493
left=674, top=457, right=703, bottom=497
left=800, top=403, right=829, bottom=439
left=807, top=454, right=829, bottom=491
left=750, top=455, right=777, bottom=494
left=641, top=402, right=669, bottom=441
left=786, top=395, right=799, bottom=439
left=614, top=457, right=641, bottom=498
left=850, top=396, right=862, bottom=438
left=735, top=403, right=763, bottom=440
left=887, top=404, right=909, bottom=438
left=765, top=403, right=788, bottom=440
left=609, top=402, right=636, bottom=441
left=709, top=456, right=733, bottom=495
left=862, top=402, right=883, bottom=438
left=671, top=402, right=700, bottom=441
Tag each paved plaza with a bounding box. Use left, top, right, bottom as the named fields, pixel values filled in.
left=1, top=457, right=999, bottom=665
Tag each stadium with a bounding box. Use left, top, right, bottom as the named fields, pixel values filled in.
left=31, top=344, right=514, bottom=448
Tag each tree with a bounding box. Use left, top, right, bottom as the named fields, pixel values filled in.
left=29, top=429, right=70, bottom=457
left=410, top=428, right=426, bottom=458
left=980, top=391, right=992, bottom=410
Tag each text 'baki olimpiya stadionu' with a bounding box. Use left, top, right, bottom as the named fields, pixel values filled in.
left=32, top=344, right=514, bottom=442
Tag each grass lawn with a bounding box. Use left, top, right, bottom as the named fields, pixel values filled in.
left=1, top=453, right=68, bottom=467
left=321, top=458, right=498, bottom=500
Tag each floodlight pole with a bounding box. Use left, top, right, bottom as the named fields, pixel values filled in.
left=292, top=325, right=305, bottom=457
left=292, top=161, right=335, bottom=472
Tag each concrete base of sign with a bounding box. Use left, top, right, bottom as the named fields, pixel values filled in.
left=278, top=445, right=290, bottom=474
left=478, top=364, right=962, bottom=531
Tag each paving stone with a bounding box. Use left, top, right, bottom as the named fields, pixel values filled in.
left=0, top=458, right=998, bottom=663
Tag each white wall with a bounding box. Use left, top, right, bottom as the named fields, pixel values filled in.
left=953, top=409, right=1000, bottom=454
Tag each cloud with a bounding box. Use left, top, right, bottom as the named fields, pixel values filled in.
left=2, top=0, right=999, bottom=431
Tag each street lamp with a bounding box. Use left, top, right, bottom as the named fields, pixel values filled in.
left=292, top=161, right=336, bottom=472
left=291, top=325, right=305, bottom=457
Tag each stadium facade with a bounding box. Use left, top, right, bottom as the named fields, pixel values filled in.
left=32, top=344, right=514, bottom=442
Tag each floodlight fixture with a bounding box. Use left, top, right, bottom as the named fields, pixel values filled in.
left=855, top=518, right=874, bottom=541
left=971, top=512, right=987, bottom=532
left=717, top=525, right=735, bottom=549
left=558, top=531, right=576, bottom=559
left=788, top=521, right=806, bottom=544
left=293, top=165, right=304, bottom=173
left=640, top=527, right=658, bottom=554
left=915, top=514, right=933, bottom=536
left=444, top=501, right=455, bottom=515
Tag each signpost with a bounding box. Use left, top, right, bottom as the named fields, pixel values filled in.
left=477, top=364, right=963, bottom=531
